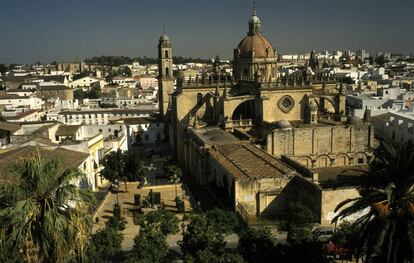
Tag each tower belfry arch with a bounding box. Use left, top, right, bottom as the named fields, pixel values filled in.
left=158, top=29, right=174, bottom=118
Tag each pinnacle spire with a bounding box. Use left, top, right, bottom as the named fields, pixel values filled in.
left=252, top=1, right=256, bottom=16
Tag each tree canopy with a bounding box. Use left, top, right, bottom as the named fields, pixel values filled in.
left=127, top=210, right=178, bottom=262
left=101, top=150, right=145, bottom=191
left=180, top=213, right=226, bottom=261
left=0, top=149, right=95, bottom=263
left=74, top=86, right=102, bottom=100
left=86, top=228, right=123, bottom=263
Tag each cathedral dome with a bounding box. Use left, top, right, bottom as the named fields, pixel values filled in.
left=237, top=34, right=275, bottom=58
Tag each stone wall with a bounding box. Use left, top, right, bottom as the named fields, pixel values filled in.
left=260, top=176, right=322, bottom=220
left=267, top=123, right=374, bottom=168
left=321, top=187, right=361, bottom=226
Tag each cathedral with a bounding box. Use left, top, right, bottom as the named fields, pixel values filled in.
left=158, top=8, right=374, bottom=225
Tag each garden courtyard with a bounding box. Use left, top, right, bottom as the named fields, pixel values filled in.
left=92, top=183, right=193, bottom=250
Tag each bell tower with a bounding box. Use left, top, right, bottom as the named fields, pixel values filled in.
left=158, top=31, right=174, bottom=118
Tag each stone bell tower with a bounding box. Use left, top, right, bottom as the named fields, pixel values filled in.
left=158, top=31, right=174, bottom=118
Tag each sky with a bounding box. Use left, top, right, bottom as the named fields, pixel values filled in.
left=0, top=0, right=413, bottom=64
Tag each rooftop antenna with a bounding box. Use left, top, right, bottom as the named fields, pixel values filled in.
left=162, top=25, right=165, bottom=35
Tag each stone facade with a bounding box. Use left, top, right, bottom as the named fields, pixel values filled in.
left=267, top=121, right=374, bottom=168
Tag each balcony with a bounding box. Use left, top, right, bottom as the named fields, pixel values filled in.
left=224, top=118, right=254, bottom=129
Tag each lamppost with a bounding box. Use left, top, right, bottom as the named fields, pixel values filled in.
left=113, top=179, right=119, bottom=205
left=147, top=163, right=156, bottom=186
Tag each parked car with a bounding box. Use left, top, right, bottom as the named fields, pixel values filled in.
left=324, top=240, right=353, bottom=260
left=312, top=227, right=335, bottom=242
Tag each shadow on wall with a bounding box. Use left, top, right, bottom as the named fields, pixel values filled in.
left=260, top=175, right=323, bottom=223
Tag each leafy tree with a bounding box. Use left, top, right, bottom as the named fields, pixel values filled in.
left=238, top=227, right=277, bottom=263
left=74, top=86, right=102, bottom=100
left=224, top=253, right=246, bottom=263
left=127, top=225, right=169, bottom=263
left=341, top=77, right=354, bottom=85
left=0, top=149, right=95, bottom=262
left=332, top=140, right=414, bottom=263
left=164, top=163, right=182, bottom=198
left=0, top=229, right=25, bottom=263
left=144, top=210, right=179, bottom=235
left=375, top=55, right=386, bottom=67
left=84, top=55, right=211, bottom=67
left=331, top=220, right=360, bottom=251
left=101, top=150, right=144, bottom=192
left=205, top=208, right=239, bottom=234
left=284, top=203, right=317, bottom=245
left=88, top=86, right=102, bottom=99
left=0, top=64, right=7, bottom=75
left=101, top=150, right=125, bottom=188
left=74, top=89, right=87, bottom=100
left=180, top=213, right=226, bottom=261
left=86, top=228, right=122, bottom=263
left=124, top=151, right=145, bottom=190
left=105, top=215, right=127, bottom=231
left=99, top=102, right=118, bottom=108
left=72, top=71, right=93, bottom=81
left=368, top=56, right=374, bottom=65
left=85, top=56, right=133, bottom=67
left=105, top=70, right=116, bottom=83
left=283, top=241, right=331, bottom=263
left=118, top=66, right=132, bottom=77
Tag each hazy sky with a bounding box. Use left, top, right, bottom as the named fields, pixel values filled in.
left=1, top=0, right=413, bottom=64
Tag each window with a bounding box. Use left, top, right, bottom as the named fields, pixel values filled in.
left=165, top=67, right=170, bottom=78
left=278, top=95, right=295, bottom=113
left=99, top=129, right=102, bottom=132
left=165, top=50, right=169, bottom=58
left=358, top=158, right=364, bottom=164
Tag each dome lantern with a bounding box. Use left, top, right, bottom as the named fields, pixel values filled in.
left=248, top=5, right=261, bottom=36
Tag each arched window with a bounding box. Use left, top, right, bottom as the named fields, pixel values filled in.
left=165, top=67, right=170, bottom=78
left=165, top=50, right=169, bottom=58
left=196, top=93, right=203, bottom=105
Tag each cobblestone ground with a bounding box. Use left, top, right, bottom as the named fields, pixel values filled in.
left=93, top=182, right=193, bottom=250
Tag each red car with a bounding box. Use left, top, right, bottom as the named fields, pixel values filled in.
left=325, top=240, right=353, bottom=259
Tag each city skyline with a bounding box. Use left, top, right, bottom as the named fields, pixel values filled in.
left=1, top=0, right=414, bottom=64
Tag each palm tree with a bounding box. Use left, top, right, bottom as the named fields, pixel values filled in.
left=0, top=149, right=95, bottom=263
left=332, top=140, right=414, bottom=263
